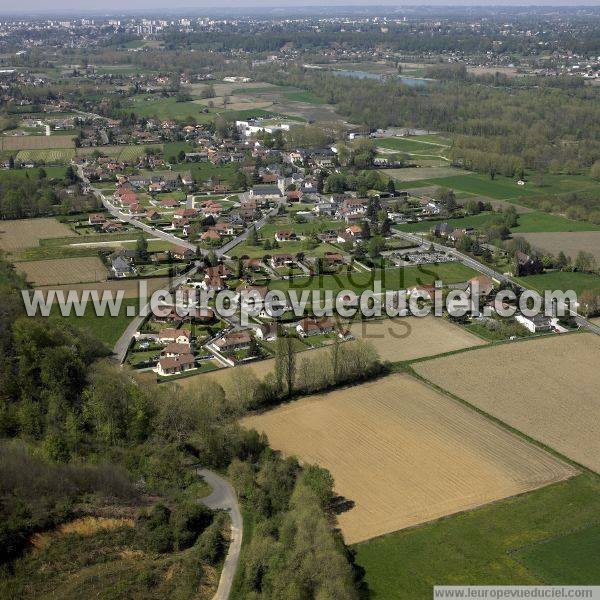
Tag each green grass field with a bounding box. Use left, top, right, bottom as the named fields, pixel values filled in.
left=282, top=90, right=327, bottom=104
left=516, top=271, right=600, bottom=297
left=51, top=297, right=140, bottom=347
left=512, top=212, right=600, bottom=233
left=270, top=263, right=476, bottom=294
left=377, top=137, right=448, bottom=154
left=395, top=211, right=600, bottom=234
left=129, top=96, right=218, bottom=121
left=514, top=523, right=600, bottom=585
left=402, top=173, right=537, bottom=199
left=398, top=171, right=600, bottom=201
left=0, top=166, right=67, bottom=181
left=354, top=474, right=600, bottom=599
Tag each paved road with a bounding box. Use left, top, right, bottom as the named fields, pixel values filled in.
left=393, top=230, right=600, bottom=335
left=197, top=468, right=243, bottom=600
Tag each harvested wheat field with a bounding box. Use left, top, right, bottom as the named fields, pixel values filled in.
left=0, top=135, right=75, bottom=151
left=0, top=218, right=75, bottom=251
left=242, top=374, right=576, bottom=543
left=380, top=166, right=466, bottom=182
left=35, top=277, right=172, bottom=300
left=349, top=316, right=484, bottom=362
left=414, top=333, right=600, bottom=472
left=514, top=231, right=600, bottom=263
left=18, top=256, right=106, bottom=286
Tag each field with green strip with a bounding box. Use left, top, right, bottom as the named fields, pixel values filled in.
left=355, top=474, right=600, bottom=599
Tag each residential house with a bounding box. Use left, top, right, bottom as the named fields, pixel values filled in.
left=516, top=252, right=544, bottom=276
left=256, top=323, right=278, bottom=341
left=515, top=314, right=552, bottom=333
left=88, top=213, right=106, bottom=226
left=110, top=255, right=135, bottom=278
left=271, top=254, right=295, bottom=269
left=172, top=245, right=195, bottom=260
left=467, top=275, right=495, bottom=297
left=157, top=328, right=191, bottom=344
left=249, top=184, right=282, bottom=200
left=275, top=230, right=298, bottom=242
left=213, top=330, right=253, bottom=352
left=161, top=342, right=192, bottom=357
left=156, top=354, right=196, bottom=376
left=296, top=318, right=335, bottom=337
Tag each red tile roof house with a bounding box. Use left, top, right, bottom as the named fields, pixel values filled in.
left=174, top=208, right=198, bottom=220
left=128, top=203, right=146, bottom=215
left=119, top=191, right=138, bottom=206
left=467, top=275, right=495, bottom=297
left=201, top=204, right=222, bottom=218
left=243, top=257, right=264, bottom=271
left=275, top=230, right=298, bottom=242
left=157, top=328, right=191, bottom=344
left=200, top=229, right=221, bottom=242
left=296, top=317, right=334, bottom=337
left=161, top=342, right=192, bottom=357
left=323, top=251, right=346, bottom=265
left=407, top=284, right=437, bottom=300
left=88, top=213, right=106, bottom=226
left=146, top=209, right=161, bottom=221
left=213, top=330, right=253, bottom=352
left=172, top=245, right=195, bottom=260
left=151, top=304, right=184, bottom=324
left=160, top=198, right=180, bottom=209
left=206, top=264, right=232, bottom=279
left=212, top=222, right=234, bottom=236
left=286, top=190, right=303, bottom=203
left=271, top=253, right=295, bottom=269
left=156, top=353, right=196, bottom=376
left=201, top=274, right=227, bottom=292
left=345, top=225, right=364, bottom=239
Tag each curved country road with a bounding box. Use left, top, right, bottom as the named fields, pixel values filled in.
left=197, top=468, right=243, bottom=600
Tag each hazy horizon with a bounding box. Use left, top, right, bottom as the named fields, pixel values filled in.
left=2, top=1, right=600, bottom=16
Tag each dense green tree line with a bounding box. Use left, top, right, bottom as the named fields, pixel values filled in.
left=252, top=65, right=600, bottom=173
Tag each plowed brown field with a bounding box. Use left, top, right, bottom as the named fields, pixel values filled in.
left=242, top=374, right=576, bottom=543
left=413, top=333, right=600, bottom=472
left=349, top=316, right=484, bottom=362
left=17, top=256, right=106, bottom=286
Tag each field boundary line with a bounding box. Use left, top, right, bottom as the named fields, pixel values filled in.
left=405, top=366, right=592, bottom=476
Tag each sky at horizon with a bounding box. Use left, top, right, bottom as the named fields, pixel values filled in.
left=2, top=1, right=600, bottom=14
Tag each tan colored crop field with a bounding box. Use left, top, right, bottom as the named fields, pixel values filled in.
left=35, top=277, right=172, bottom=300
left=514, top=232, right=600, bottom=263
left=17, top=256, right=107, bottom=286
left=0, top=135, right=75, bottom=151
left=349, top=316, right=484, bottom=362
left=242, top=374, right=576, bottom=543
left=380, top=166, right=466, bottom=182
left=0, top=218, right=75, bottom=251
left=414, top=333, right=600, bottom=472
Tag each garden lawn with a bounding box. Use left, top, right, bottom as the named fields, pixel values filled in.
left=354, top=474, right=600, bottom=600
left=517, top=271, right=600, bottom=297
left=51, top=297, right=140, bottom=348
left=401, top=173, right=539, bottom=199
left=270, top=263, right=476, bottom=294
